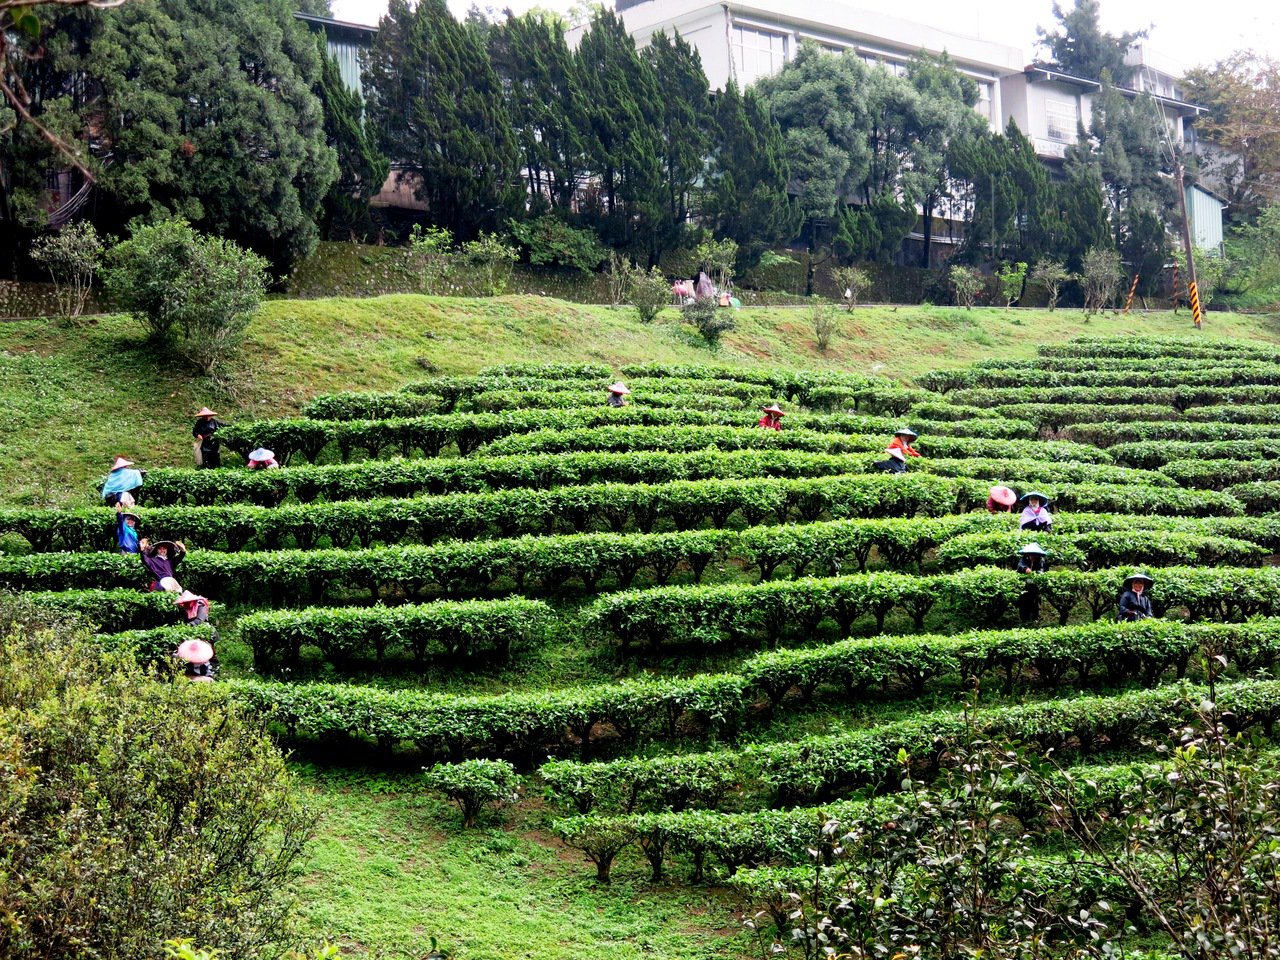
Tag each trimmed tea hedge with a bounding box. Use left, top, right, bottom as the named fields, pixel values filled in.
left=236, top=597, right=554, bottom=666
left=480, top=425, right=1109, bottom=463
left=584, top=565, right=1280, bottom=649
left=14, top=588, right=180, bottom=632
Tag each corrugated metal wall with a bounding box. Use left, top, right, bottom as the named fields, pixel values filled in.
left=1186, top=186, right=1225, bottom=254
left=327, top=36, right=364, bottom=98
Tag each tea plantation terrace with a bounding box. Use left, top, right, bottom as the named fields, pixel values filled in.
left=7, top=338, right=1280, bottom=938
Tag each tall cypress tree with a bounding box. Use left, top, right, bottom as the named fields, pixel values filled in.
left=642, top=30, right=711, bottom=254
left=573, top=9, right=664, bottom=258
left=488, top=12, right=585, bottom=214
left=364, top=0, right=520, bottom=238
left=313, top=38, right=389, bottom=242
left=704, top=81, right=797, bottom=268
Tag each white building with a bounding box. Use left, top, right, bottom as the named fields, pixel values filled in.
left=593, top=0, right=1222, bottom=262
left=591, top=0, right=1024, bottom=130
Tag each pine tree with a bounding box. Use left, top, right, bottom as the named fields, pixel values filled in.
left=1038, top=0, right=1146, bottom=84
left=488, top=12, right=586, bottom=214
left=1056, top=156, right=1113, bottom=272
left=365, top=0, right=521, bottom=238
left=574, top=8, right=664, bottom=258
left=642, top=30, right=712, bottom=254
left=704, top=82, right=797, bottom=268
left=313, top=37, right=389, bottom=242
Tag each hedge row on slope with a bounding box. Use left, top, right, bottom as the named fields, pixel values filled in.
left=15, top=588, right=180, bottom=632
left=133, top=450, right=1177, bottom=510
left=224, top=664, right=1280, bottom=772
left=9, top=488, right=1260, bottom=557
left=1111, top=439, right=1280, bottom=469
left=992, top=404, right=1178, bottom=432
left=8, top=514, right=1266, bottom=603
left=0, top=517, right=1028, bottom=601
left=550, top=681, right=1280, bottom=883
left=584, top=565, right=1280, bottom=649
left=215, top=409, right=1038, bottom=466
left=1037, top=337, right=1280, bottom=361
left=543, top=661, right=1280, bottom=813
left=234, top=597, right=553, bottom=666
left=2, top=475, right=970, bottom=552
left=479, top=425, right=1106, bottom=463
left=952, top=384, right=1280, bottom=410
left=922, top=363, right=1280, bottom=393
left=403, top=374, right=776, bottom=412
left=1067, top=420, right=1280, bottom=447
left=135, top=453, right=976, bottom=507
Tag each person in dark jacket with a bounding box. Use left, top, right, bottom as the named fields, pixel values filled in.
left=140, top=538, right=185, bottom=592
left=114, top=503, right=140, bottom=555
left=1118, top=572, right=1154, bottom=621
left=1015, top=542, right=1049, bottom=623
left=174, top=635, right=217, bottom=682
left=192, top=406, right=224, bottom=468
left=607, top=383, right=631, bottom=408
left=175, top=590, right=220, bottom=644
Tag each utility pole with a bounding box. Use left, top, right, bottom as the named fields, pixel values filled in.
left=1174, top=161, right=1202, bottom=329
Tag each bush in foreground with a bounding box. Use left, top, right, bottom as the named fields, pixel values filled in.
left=0, top=606, right=312, bottom=960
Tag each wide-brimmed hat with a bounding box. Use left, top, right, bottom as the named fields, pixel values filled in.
left=1019, top=542, right=1048, bottom=556
left=194, top=407, right=218, bottom=418
left=989, top=485, right=1017, bottom=507
left=1020, top=491, right=1052, bottom=505
left=120, top=511, right=140, bottom=525
left=893, top=427, right=918, bottom=439
left=1123, top=572, right=1155, bottom=588
left=607, top=382, right=631, bottom=396
left=762, top=404, right=786, bottom=416
left=146, top=539, right=184, bottom=561
left=248, top=447, right=276, bottom=462
left=110, top=456, right=135, bottom=470
left=175, top=638, right=214, bottom=665
left=173, top=590, right=205, bottom=607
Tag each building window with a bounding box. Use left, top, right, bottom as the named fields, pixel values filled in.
left=732, top=25, right=788, bottom=83
left=975, top=81, right=993, bottom=122
left=1045, top=97, right=1078, bottom=142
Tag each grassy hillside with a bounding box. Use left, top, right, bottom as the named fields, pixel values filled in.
left=2, top=294, right=1278, bottom=504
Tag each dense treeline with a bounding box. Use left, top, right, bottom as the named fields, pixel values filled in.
left=9, top=0, right=1244, bottom=299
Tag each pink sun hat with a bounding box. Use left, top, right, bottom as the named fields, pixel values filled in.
left=989, top=485, right=1017, bottom=507
left=175, top=638, right=214, bottom=665
left=110, top=456, right=135, bottom=470
left=607, top=382, right=631, bottom=395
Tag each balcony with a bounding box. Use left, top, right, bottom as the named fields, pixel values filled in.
left=1033, top=138, right=1070, bottom=159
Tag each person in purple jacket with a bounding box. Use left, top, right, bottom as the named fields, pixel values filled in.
left=139, top=538, right=185, bottom=592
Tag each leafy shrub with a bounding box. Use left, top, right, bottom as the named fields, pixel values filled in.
left=948, top=265, right=981, bottom=309
left=408, top=223, right=455, bottom=294
left=508, top=215, right=607, bottom=273
left=996, top=261, right=1028, bottom=307
left=810, top=297, right=839, bottom=351
left=1081, top=246, right=1122, bottom=315
left=458, top=232, right=518, bottom=296
left=1030, top=258, right=1074, bottom=311
left=626, top=265, right=671, bottom=323
left=103, top=219, right=268, bottom=374
left=831, top=265, right=870, bottom=307
left=606, top=251, right=633, bottom=307
left=422, top=759, right=521, bottom=828
left=682, top=297, right=735, bottom=346
left=0, top=623, right=311, bottom=959
left=695, top=237, right=738, bottom=292
left=29, top=220, right=102, bottom=325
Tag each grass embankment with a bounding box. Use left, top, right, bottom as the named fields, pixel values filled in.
left=3, top=294, right=1279, bottom=505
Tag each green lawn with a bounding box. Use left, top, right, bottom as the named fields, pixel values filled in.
left=297, top=767, right=751, bottom=960
left=3, top=294, right=1279, bottom=504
